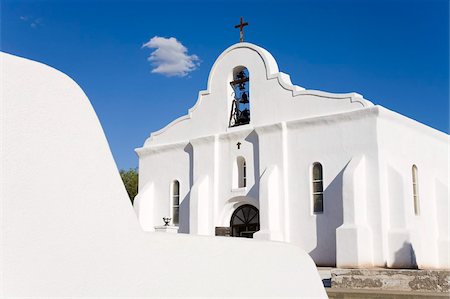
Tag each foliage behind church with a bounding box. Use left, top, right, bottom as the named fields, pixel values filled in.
left=120, top=168, right=138, bottom=203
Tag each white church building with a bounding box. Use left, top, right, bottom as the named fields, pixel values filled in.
left=134, top=42, right=449, bottom=270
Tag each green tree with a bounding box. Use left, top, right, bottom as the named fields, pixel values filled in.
left=120, top=168, right=138, bottom=204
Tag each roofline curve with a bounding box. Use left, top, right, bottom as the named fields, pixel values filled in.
left=141, top=42, right=373, bottom=147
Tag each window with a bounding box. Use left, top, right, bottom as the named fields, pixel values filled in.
left=229, top=66, right=250, bottom=127
left=172, top=180, right=180, bottom=225
left=230, top=205, right=260, bottom=238
left=237, top=156, right=246, bottom=188
left=312, top=163, right=324, bottom=213
left=412, top=165, right=420, bottom=215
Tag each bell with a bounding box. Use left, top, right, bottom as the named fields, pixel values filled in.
left=238, top=109, right=250, bottom=124
left=236, top=71, right=245, bottom=80
left=239, top=92, right=249, bottom=104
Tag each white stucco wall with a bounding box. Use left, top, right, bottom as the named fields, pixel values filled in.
left=0, top=52, right=327, bottom=298
left=137, top=143, right=191, bottom=231
left=285, top=108, right=380, bottom=266
left=136, top=42, right=449, bottom=270
left=376, top=107, right=449, bottom=269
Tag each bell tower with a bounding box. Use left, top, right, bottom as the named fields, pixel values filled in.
left=228, top=67, right=250, bottom=127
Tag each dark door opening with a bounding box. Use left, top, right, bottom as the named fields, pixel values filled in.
left=230, top=204, right=260, bottom=238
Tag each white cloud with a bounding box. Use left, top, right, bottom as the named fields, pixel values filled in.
left=142, top=36, right=200, bottom=77
left=20, top=16, right=43, bottom=28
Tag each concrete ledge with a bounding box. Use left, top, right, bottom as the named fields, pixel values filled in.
left=154, top=225, right=179, bottom=233
left=331, top=268, right=450, bottom=293
left=327, top=288, right=448, bottom=298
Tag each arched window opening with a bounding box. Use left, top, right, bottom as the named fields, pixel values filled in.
left=235, top=156, right=246, bottom=188
left=312, top=163, right=324, bottom=214
left=412, top=165, right=420, bottom=215
left=171, top=180, right=180, bottom=225
left=230, top=205, right=260, bottom=238
left=229, top=66, right=250, bottom=127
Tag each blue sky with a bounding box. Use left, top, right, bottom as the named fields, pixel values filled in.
left=2, top=0, right=448, bottom=170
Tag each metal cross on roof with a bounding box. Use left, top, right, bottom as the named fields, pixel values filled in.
left=234, top=17, right=249, bottom=43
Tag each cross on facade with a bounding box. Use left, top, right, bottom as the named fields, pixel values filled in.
left=237, top=142, right=241, bottom=149
left=234, top=17, right=249, bottom=43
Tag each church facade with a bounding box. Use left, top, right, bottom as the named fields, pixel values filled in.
left=134, top=42, right=449, bottom=269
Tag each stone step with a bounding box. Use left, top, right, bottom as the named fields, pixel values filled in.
left=330, top=268, right=450, bottom=293
left=327, top=288, right=448, bottom=298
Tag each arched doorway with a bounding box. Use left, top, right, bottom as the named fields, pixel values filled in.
left=230, top=204, right=260, bottom=238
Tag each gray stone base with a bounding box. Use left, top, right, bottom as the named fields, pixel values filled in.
left=327, top=288, right=449, bottom=298
left=331, top=268, right=450, bottom=293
